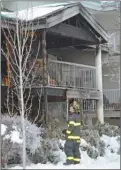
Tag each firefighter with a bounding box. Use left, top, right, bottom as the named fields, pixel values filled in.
left=63, top=100, right=81, bottom=165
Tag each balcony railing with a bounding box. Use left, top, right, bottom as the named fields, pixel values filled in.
left=83, top=100, right=96, bottom=112
left=48, top=60, right=97, bottom=90
left=103, top=89, right=120, bottom=111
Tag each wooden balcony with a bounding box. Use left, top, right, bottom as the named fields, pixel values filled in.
left=47, top=59, right=97, bottom=90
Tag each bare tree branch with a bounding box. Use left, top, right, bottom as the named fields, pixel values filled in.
left=102, top=55, right=120, bottom=84
left=1, top=7, right=43, bottom=169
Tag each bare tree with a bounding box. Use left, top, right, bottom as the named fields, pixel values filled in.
left=102, top=55, right=120, bottom=85
left=1, top=8, right=44, bottom=168
left=102, top=10, right=120, bottom=87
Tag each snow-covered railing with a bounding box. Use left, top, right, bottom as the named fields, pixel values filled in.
left=103, top=89, right=120, bottom=111
left=47, top=59, right=97, bottom=90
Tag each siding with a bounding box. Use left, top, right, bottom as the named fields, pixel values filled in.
left=48, top=48, right=95, bottom=66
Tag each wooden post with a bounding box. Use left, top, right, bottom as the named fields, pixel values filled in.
left=42, top=29, right=48, bottom=124
left=95, top=45, right=104, bottom=124
left=80, top=99, right=84, bottom=126
left=66, top=98, right=69, bottom=121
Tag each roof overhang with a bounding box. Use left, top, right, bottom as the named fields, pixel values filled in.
left=1, top=2, right=108, bottom=44
left=29, top=3, right=108, bottom=44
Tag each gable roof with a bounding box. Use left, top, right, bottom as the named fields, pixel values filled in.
left=1, top=2, right=108, bottom=43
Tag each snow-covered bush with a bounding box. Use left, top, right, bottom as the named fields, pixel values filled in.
left=82, top=115, right=93, bottom=128
left=117, top=136, right=120, bottom=143
left=1, top=115, right=62, bottom=167
left=1, top=114, right=120, bottom=168
left=117, top=147, right=120, bottom=155
left=1, top=137, right=22, bottom=168
left=80, top=129, right=106, bottom=157
left=27, top=114, right=63, bottom=165
left=1, top=115, right=44, bottom=167
left=86, top=146, right=99, bottom=159
left=94, top=121, right=120, bottom=137
left=80, top=121, right=120, bottom=159
left=28, top=139, right=61, bottom=164
left=44, top=114, right=63, bottom=139
left=2, top=115, right=44, bottom=154
left=98, top=140, right=105, bottom=156
left=43, top=139, right=60, bottom=164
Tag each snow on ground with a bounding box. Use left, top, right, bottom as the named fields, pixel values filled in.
left=1, top=124, right=7, bottom=136
left=10, top=152, right=120, bottom=169
left=2, top=124, right=120, bottom=169
left=11, top=136, right=120, bottom=169
left=101, top=135, right=120, bottom=154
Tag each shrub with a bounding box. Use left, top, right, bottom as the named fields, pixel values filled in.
left=1, top=115, right=62, bottom=167
left=28, top=139, right=61, bottom=164
left=94, top=121, right=120, bottom=137
left=1, top=115, right=44, bottom=167
left=86, top=146, right=99, bottom=159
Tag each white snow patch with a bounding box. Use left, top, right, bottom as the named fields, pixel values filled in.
left=2, top=125, right=23, bottom=144
left=101, top=135, right=120, bottom=153
left=1, top=124, right=7, bottom=136
left=12, top=125, right=17, bottom=131
left=4, top=134, right=11, bottom=140
left=10, top=135, right=120, bottom=169
left=10, top=131, right=23, bottom=144
left=80, top=138, right=89, bottom=147
left=59, top=139, right=65, bottom=148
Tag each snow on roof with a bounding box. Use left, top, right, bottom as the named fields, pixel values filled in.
left=15, top=5, right=66, bottom=20
left=1, top=5, right=65, bottom=21
left=1, top=2, right=80, bottom=21
left=81, top=0, right=119, bottom=11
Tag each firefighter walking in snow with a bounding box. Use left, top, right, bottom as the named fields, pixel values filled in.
left=63, top=99, right=81, bottom=165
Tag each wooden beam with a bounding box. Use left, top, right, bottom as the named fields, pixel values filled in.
left=42, top=30, right=48, bottom=124
left=47, top=96, right=66, bottom=102
left=25, top=23, right=47, bottom=30
left=46, top=34, right=87, bottom=49
left=66, top=89, right=100, bottom=100
left=47, top=6, right=80, bottom=28
left=48, top=23, right=97, bottom=43
left=79, top=4, right=108, bottom=43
